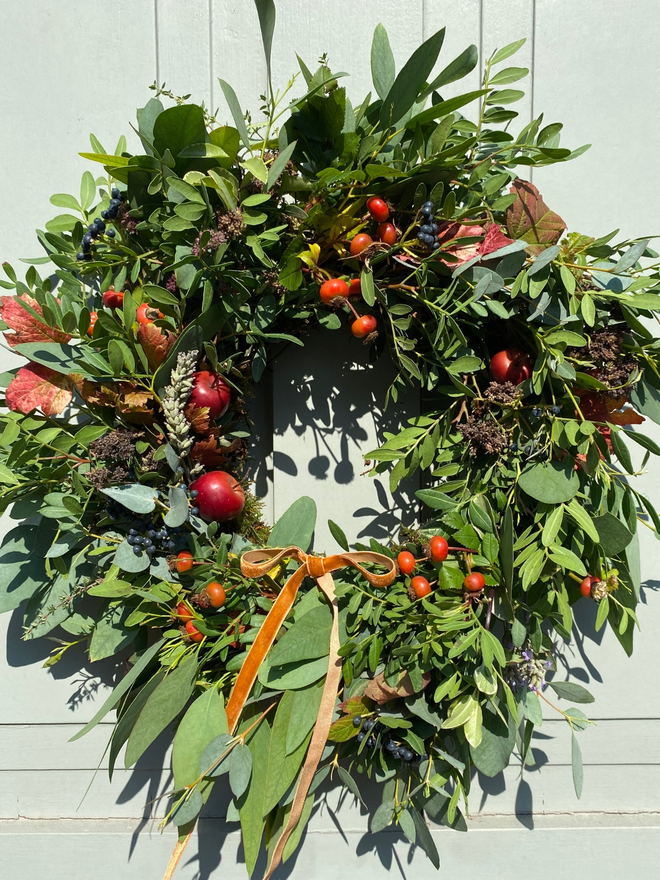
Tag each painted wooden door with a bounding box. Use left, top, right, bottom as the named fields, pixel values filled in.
left=1, top=2, right=658, bottom=877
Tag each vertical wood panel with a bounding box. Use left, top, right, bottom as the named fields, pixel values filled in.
left=156, top=0, right=212, bottom=110
left=424, top=0, right=482, bottom=96
left=481, top=0, right=534, bottom=126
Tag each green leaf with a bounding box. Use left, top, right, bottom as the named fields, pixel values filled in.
left=266, top=141, right=297, bottom=191
left=100, top=483, right=158, bottom=514
left=592, top=513, right=633, bottom=556
left=263, top=691, right=312, bottom=814
left=172, top=688, right=228, bottom=788
left=423, top=45, right=479, bottom=96
left=200, top=733, right=234, bottom=778
left=500, top=506, right=514, bottom=602
left=571, top=732, right=583, bottom=798
left=171, top=789, right=204, bottom=827
left=337, top=766, right=363, bottom=803
left=595, top=596, right=610, bottom=632
left=167, top=177, right=206, bottom=205
left=381, top=28, right=446, bottom=125
left=566, top=498, right=600, bottom=543
left=165, top=487, right=189, bottom=528
left=286, top=679, right=325, bottom=755
left=405, top=90, right=487, bottom=130
left=153, top=104, right=207, bottom=163
left=268, top=605, right=332, bottom=666
left=371, top=799, right=395, bottom=832
left=470, top=704, right=516, bottom=776
left=80, top=171, right=96, bottom=211
left=371, top=24, right=396, bottom=99
left=489, top=66, right=528, bottom=85
left=511, top=618, right=526, bottom=647
left=548, top=681, right=595, bottom=704
left=623, top=428, right=660, bottom=456
left=629, top=379, right=660, bottom=426
left=410, top=807, right=440, bottom=869
left=0, top=525, right=50, bottom=614
left=254, top=0, right=276, bottom=83
left=518, top=460, right=579, bottom=504
left=125, top=658, right=197, bottom=767
left=230, top=742, right=253, bottom=799
left=492, top=38, right=526, bottom=65
left=609, top=427, right=634, bottom=474
left=542, top=504, right=564, bottom=547
left=218, top=79, right=253, bottom=151
left=327, top=518, right=349, bottom=551
left=242, top=156, right=269, bottom=184
left=268, top=496, right=317, bottom=551
left=259, top=655, right=328, bottom=691
left=69, top=638, right=164, bottom=741
left=548, top=546, right=587, bottom=577
left=113, top=539, right=151, bottom=573
left=239, top=709, right=272, bottom=875
left=89, top=604, right=136, bottom=662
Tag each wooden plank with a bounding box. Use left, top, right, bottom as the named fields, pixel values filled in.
left=424, top=0, right=482, bottom=96
left=156, top=0, right=212, bottom=110
left=481, top=0, right=534, bottom=126
left=271, top=326, right=420, bottom=550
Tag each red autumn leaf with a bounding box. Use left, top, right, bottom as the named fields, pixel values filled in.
left=5, top=362, right=74, bottom=416
left=363, top=670, right=430, bottom=704
left=191, top=434, right=240, bottom=468
left=506, top=180, right=566, bottom=255
left=185, top=402, right=211, bottom=434
left=575, top=389, right=645, bottom=427
left=479, top=223, right=515, bottom=256
left=1, top=293, right=72, bottom=348
left=137, top=323, right=175, bottom=369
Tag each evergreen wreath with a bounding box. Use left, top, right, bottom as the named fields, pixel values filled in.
left=1, top=4, right=659, bottom=877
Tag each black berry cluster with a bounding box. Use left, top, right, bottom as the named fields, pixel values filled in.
left=76, top=187, right=122, bottom=261
left=127, top=523, right=186, bottom=557
left=416, top=200, right=440, bottom=250
left=353, top=716, right=421, bottom=765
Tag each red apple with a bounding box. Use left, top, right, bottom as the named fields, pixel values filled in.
left=190, top=471, right=245, bottom=522
left=489, top=348, right=533, bottom=385
left=190, top=371, right=231, bottom=419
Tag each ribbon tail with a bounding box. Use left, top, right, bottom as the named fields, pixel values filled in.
left=263, top=571, right=342, bottom=880
left=162, top=825, right=195, bottom=880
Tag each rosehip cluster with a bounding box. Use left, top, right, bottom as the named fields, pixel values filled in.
left=353, top=716, right=420, bottom=764
left=416, top=200, right=440, bottom=250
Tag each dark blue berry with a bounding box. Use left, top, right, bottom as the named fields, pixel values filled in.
left=179, top=483, right=187, bottom=492
left=81, top=241, right=91, bottom=253
left=385, top=740, right=398, bottom=753
left=430, top=223, right=439, bottom=233
left=111, top=187, right=122, bottom=200
left=551, top=405, right=561, bottom=415
left=146, top=546, right=157, bottom=556
left=129, top=528, right=139, bottom=536
left=106, top=228, right=116, bottom=238
left=357, top=732, right=365, bottom=743
left=524, top=445, right=532, bottom=455
left=190, top=489, right=198, bottom=499
left=82, top=233, right=93, bottom=246
left=363, top=719, right=375, bottom=731
left=353, top=716, right=362, bottom=728
left=101, top=210, right=109, bottom=220
left=422, top=201, right=434, bottom=212
left=87, top=225, right=98, bottom=239
left=420, top=224, right=434, bottom=235
left=167, top=540, right=176, bottom=550
left=400, top=748, right=414, bottom=762
left=93, top=219, right=105, bottom=232
left=109, top=198, right=122, bottom=208
left=144, top=538, right=153, bottom=547
left=432, top=241, right=440, bottom=250
left=76, top=252, right=85, bottom=261
left=417, top=233, right=426, bottom=243
left=147, top=529, right=156, bottom=538
left=106, top=207, right=118, bottom=219
left=127, top=535, right=136, bottom=545
left=531, top=407, right=542, bottom=417
left=133, top=546, right=142, bottom=556
left=510, top=443, right=518, bottom=452
left=190, top=507, right=199, bottom=517
left=161, top=528, right=169, bottom=537
left=134, top=535, right=144, bottom=545
left=366, top=736, right=377, bottom=749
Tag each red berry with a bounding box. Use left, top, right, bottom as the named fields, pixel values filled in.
left=348, top=278, right=362, bottom=296
left=175, top=551, right=194, bottom=574
left=366, top=197, right=389, bottom=223
left=351, top=314, right=377, bottom=339
left=176, top=600, right=193, bottom=622
left=463, top=572, right=485, bottom=592
left=102, top=288, right=124, bottom=309
left=489, top=349, right=533, bottom=385
left=87, top=311, right=98, bottom=336
left=204, top=581, right=227, bottom=608
left=185, top=620, right=204, bottom=642
left=136, top=303, right=164, bottom=324
left=377, top=222, right=397, bottom=246
left=429, top=535, right=449, bottom=563
left=190, top=471, right=245, bottom=523
left=580, top=576, right=597, bottom=598
left=319, top=278, right=350, bottom=304
left=410, top=576, right=431, bottom=599
left=397, top=551, right=416, bottom=576
left=190, top=371, right=231, bottom=419
left=350, top=233, right=373, bottom=257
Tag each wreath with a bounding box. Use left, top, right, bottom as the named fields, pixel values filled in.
left=1, top=5, right=658, bottom=877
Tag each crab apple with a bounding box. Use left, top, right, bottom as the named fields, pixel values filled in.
left=580, top=575, right=598, bottom=598
left=175, top=551, right=194, bottom=574
left=463, top=572, right=485, bottom=592
left=87, top=311, right=98, bottom=336
left=489, top=348, right=533, bottom=385
left=176, top=600, right=194, bottom=622
left=190, top=471, right=245, bottom=522
left=203, top=581, right=227, bottom=608
left=366, top=197, right=389, bottom=222
left=136, top=303, right=164, bottom=324
left=190, top=371, right=231, bottom=419
left=350, top=233, right=373, bottom=257
left=348, top=278, right=362, bottom=296
left=377, top=222, right=397, bottom=246
left=320, top=278, right=349, bottom=304
left=185, top=620, right=204, bottom=642
left=429, top=535, right=449, bottom=563
left=397, top=551, right=416, bottom=576
left=102, top=288, right=124, bottom=309
left=351, top=314, right=377, bottom=339
left=410, top=576, right=432, bottom=599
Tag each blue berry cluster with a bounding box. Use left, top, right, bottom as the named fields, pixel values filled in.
left=353, top=716, right=420, bottom=764
left=127, top=524, right=186, bottom=557
left=76, top=187, right=122, bottom=261
left=416, top=200, right=440, bottom=250
left=531, top=405, right=561, bottom=418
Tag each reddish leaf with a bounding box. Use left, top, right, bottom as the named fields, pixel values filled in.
left=479, top=223, right=515, bottom=256
left=506, top=180, right=566, bottom=255
left=137, top=323, right=175, bottom=369
left=1, top=293, right=72, bottom=348
left=191, top=434, right=240, bottom=468
left=6, top=362, right=74, bottom=416
left=575, top=389, right=645, bottom=428
left=185, top=402, right=211, bottom=434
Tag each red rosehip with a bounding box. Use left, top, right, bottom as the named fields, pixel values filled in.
left=88, top=311, right=98, bottom=336
left=377, top=222, right=397, bottom=246
left=410, top=576, right=432, bottom=599
left=580, top=575, right=597, bottom=598
left=366, top=197, right=389, bottom=223
left=429, top=535, right=449, bottom=563
left=489, top=349, right=533, bottom=385
left=102, top=288, right=124, bottom=309
left=175, top=552, right=194, bottom=574
left=190, top=471, right=245, bottom=522
left=319, top=278, right=350, bottom=304
left=351, top=314, right=377, bottom=339
left=176, top=600, right=194, bottom=622
left=463, top=572, right=485, bottom=592
left=397, top=551, right=416, bottom=576
left=136, top=303, right=164, bottom=324
left=185, top=620, right=204, bottom=642
left=204, top=581, right=227, bottom=608
left=348, top=278, right=362, bottom=296
left=350, top=233, right=373, bottom=257
left=190, top=371, right=231, bottom=419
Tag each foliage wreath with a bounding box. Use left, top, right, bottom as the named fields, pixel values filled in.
left=1, top=6, right=660, bottom=877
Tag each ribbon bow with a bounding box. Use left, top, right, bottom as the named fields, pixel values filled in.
left=163, top=545, right=396, bottom=880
